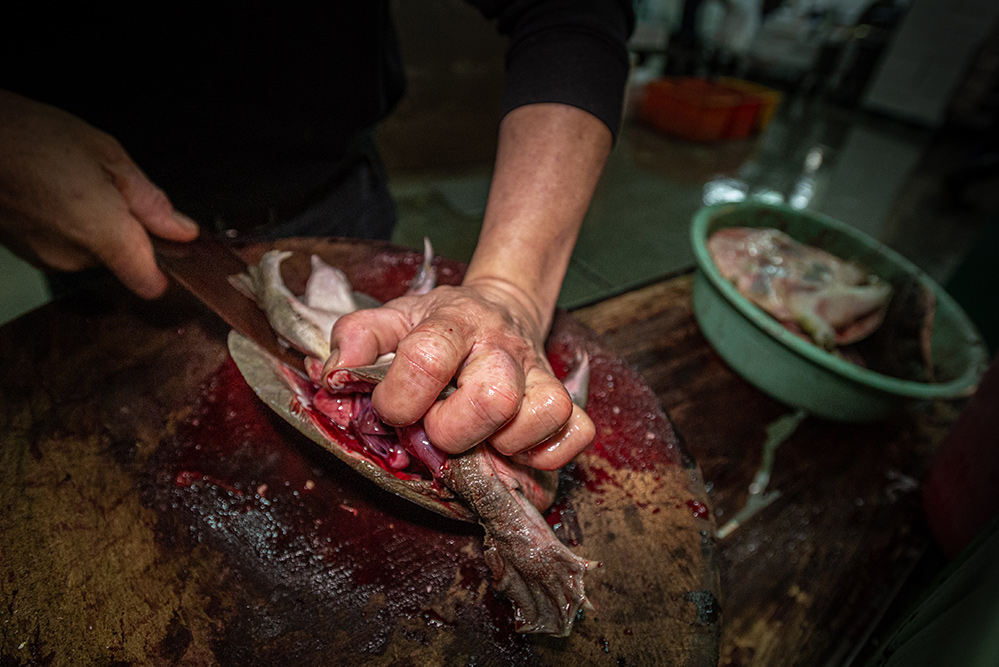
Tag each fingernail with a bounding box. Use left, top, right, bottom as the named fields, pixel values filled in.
left=172, top=211, right=200, bottom=233
left=321, top=348, right=340, bottom=381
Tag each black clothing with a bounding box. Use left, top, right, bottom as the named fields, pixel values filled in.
left=2, top=2, right=633, bottom=233
left=471, top=0, right=634, bottom=140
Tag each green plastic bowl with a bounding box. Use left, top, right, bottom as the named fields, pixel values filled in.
left=690, top=202, right=990, bottom=421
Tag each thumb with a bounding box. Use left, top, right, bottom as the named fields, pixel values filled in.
left=325, top=306, right=412, bottom=372
left=90, top=210, right=171, bottom=300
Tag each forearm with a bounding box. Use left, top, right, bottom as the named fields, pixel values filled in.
left=463, top=102, right=612, bottom=337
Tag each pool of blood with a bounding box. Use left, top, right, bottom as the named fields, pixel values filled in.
left=146, top=359, right=536, bottom=660
left=546, top=317, right=690, bottom=476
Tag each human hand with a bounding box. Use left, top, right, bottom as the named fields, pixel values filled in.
left=0, top=90, right=199, bottom=298
left=325, top=278, right=595, bottom=470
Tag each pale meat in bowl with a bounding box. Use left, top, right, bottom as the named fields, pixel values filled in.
left=707, top=226, right=894, bottom=351
left=690, top=202, right=989, bottom=422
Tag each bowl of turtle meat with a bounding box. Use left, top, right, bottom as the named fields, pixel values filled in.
left=690, top=202, right=990, bottom=422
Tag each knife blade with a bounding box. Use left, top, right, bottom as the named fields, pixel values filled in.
left=153, top=233, right=306, bottom=372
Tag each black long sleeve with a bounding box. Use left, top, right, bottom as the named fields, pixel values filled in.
left=469, top=0, right=635, bottom=140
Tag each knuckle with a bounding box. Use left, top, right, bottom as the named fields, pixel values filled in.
left=138, top=183, right=171, bottom=213
left=330, top=308, right=394, bottom=352
left=469, top=385, right=521, bottom=429
left=488, top=388, right=572, bottom=458
left=330, top=309, right=364, bottom=336
left=395, top=329, right=462, bottom=387
left=94, top=132, right=128, bottom=162
left=534, top=386, right=574, bottom=432
left=422, top=412, right=468, bottom=454
left=431, top=383, right=522, bottom=454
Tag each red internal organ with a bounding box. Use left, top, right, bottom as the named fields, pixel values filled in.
left=309, top=382, right=445, bottom=481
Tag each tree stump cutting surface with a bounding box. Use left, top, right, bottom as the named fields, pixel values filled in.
left=0, top=239, right=719, bottom=666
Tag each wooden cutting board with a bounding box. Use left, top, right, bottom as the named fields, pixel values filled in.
left=0, top=239, right=720, bottom=665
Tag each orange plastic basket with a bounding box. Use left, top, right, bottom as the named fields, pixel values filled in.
left=640, top=78, right=757, bottom=142
left=714, top=77, right=783, bottom=133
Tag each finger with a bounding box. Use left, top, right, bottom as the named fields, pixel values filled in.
left=91, top=211, right=170, bottom=299
left=373, top=321, right=477, bottom=428
left=104, top=155, right=199, bottom=241
left=511, top=404, right=595, bottom=470
left=326, top=306, right=412, bottom=372
left=417, top=346, right=524, bottom=452
left=56, top=167, right=171, bottom=298
left=488, top=368, right=574, bottom=457
left=162, top=210, right=201, bottom=240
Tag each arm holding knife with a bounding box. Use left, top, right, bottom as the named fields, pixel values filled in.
left=0, top=1, right=632, bottom=469
left=0, top=89, right=200, bottom=299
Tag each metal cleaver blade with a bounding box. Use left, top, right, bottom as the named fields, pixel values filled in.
left=153, top=233, right=306, bottom=373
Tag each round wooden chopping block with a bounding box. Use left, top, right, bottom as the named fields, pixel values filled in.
left=0, top=238, right=720, bottom=665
